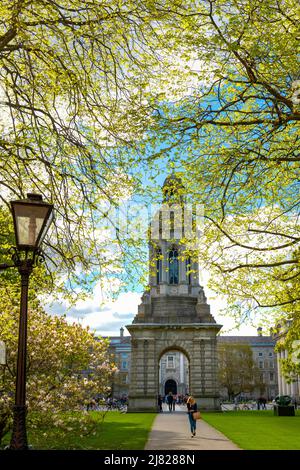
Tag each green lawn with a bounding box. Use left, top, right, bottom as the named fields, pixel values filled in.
left=202, top=410, right=300, bottom=450
left=2, top=411, right=156, bottom=450
left=4, top=409, right=300, bottom=450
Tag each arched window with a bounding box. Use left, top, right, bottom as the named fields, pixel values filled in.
left=170, top=210, right=174, bottom=239
left=169, top=248, right=179, bottom=284
left=185, top=257, right=191, bottom=285
left=156, top=248, right=162, bottom=284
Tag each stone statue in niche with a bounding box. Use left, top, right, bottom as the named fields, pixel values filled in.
left=142, top=291, right=151, bottom=303
left=198, top=287, right=207, bottom=304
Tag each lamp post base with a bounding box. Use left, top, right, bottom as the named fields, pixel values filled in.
left=9, top=405, right=28, bottom=450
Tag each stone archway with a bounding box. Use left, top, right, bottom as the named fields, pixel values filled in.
left=159, top=347, right=190, bottom=397
left=126, top=323, right=221, bottom=412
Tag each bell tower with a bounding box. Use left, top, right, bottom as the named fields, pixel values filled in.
left=127, top=175, right=222, bottom=411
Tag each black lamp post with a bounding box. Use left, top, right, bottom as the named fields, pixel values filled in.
left=1, top=194, right=54, bottom=450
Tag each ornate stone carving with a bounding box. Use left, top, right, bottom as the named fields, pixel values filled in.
left=198, top=287, right=207, bottom=304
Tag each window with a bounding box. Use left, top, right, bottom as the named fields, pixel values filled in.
left=170, top=211, right=174, bottom=239
left=258, top=352, right=263, bottom=357
left=185, top=257, right=191, bottom=285
left=270, top=372, right=274, bottom=382
left=269, top=361, right=274, bottom=369
left=121, top=361, right=128, bottom=370
left=269, top=352, right=273, bottom=357
left=167, top=355, right=175, bottom=369
left=156, top=248, right=162, bottom=284
left=169, top=249, right=179, bottom=284
left=259, top=361, right=263, bottom=369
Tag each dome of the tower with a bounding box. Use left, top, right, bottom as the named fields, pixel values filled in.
left=162, top=173, right=184, bottom=202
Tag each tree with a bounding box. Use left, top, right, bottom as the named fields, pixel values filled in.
left=274, top=270, right=300, bottom=378
left=218, top=343, right=260, bottom=400
left=143, top=0, right=299, bottom=330
left=0, top=0, right=189, bottom=295
left=1, top=0, right=299, bottom=321
left=276, top=322, right=300, bottom=384
left=0, top=297, right=115, bottom=444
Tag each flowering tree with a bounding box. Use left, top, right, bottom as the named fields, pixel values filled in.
left=0, top=296, right=115, bottom=444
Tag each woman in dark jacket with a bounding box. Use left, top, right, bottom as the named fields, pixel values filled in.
left=166, top=392, right=174, bottom=412
left=187, top=396, right=197, bottom=437
left=158, top=394, right=163, bottom=412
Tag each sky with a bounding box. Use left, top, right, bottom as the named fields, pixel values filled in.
left=47, top=277, right=259, bottom=339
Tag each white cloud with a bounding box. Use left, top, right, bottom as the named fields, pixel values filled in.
left=46, top=287, right=141, bottom=337
left=200, top=270, right=258, bottom=337
left=47, top=275, right=257, bottom=338
left=208, top=295, right=258, bottom=336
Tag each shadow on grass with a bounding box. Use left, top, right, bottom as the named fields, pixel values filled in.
left=2, top=412, right=157, bottom=451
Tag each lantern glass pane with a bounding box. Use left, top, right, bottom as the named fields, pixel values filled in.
left=14, top=204, right=49, bottom=248
left=39, top=209, right=54, bottom=245
left=0, top=341, right=6, bottom=365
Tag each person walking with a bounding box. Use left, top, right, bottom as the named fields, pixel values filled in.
left=167, top=391, right=173, bottom=412
left=187, top=396, right=198, bottom=437
left=172, top=394, right=176, bottom=411
left=158, top=394, right=163, bottom=412
left=292, top=396, right=298, bottom=410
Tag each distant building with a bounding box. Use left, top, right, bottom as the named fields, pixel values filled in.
left=107, top=327, right=131, bottom=398
left=159, top=350, right=189, bottom=396
left=274, top=322, right=300, bottom=400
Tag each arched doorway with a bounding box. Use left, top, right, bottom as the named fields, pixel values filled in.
left=165, top=379, right=177, bottom=395
left=159, top=349, right=190, bottom=398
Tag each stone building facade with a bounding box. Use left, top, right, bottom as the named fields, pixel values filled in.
left=274, top=322, right=300, bottom=400
left=159, top=350, right=189, bottom=396
left=107, top=328, right=131, bottom=398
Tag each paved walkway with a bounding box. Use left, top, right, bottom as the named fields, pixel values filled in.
left=145, top=405, right=240, bottom=450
